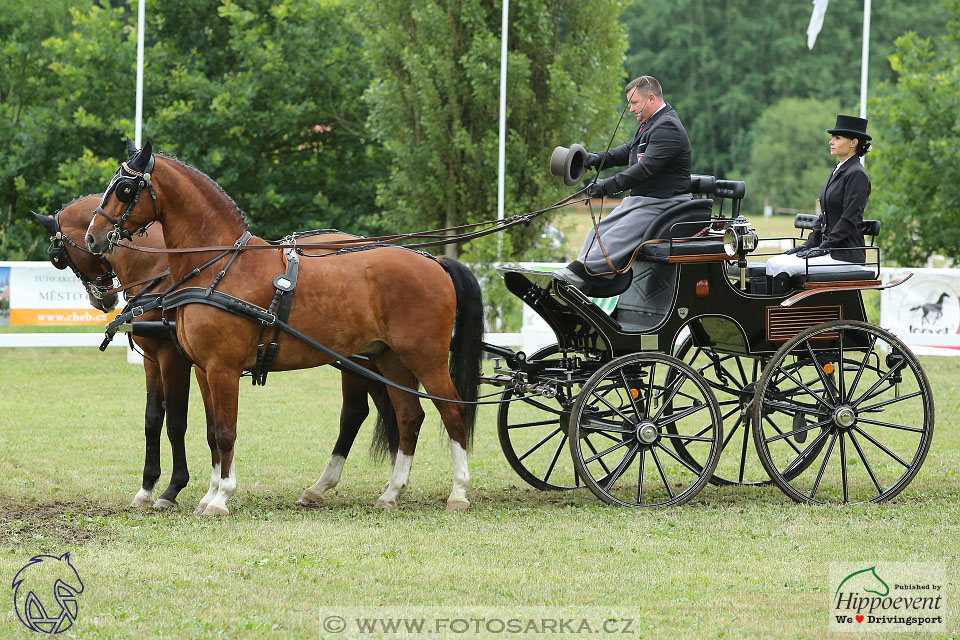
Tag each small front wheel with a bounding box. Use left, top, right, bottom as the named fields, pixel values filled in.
left=569, top=352, right=723, bottom=507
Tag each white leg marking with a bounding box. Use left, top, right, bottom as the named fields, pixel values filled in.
left=446, top=441, right=471, bottom=511
left=131, top=487, right=154, bottom=508
left=204, top=460, right=236, bottom=515
left=194, top=463, right=221, bottom=515
left=297, top=455, right=346, bottom=506
left=375, top=451, right=413, bottom=509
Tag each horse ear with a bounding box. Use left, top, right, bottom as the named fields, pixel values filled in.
left=31, top=211, right=58, bottom=236
left=129, top=139, right=153, bottom=172
left=125, top=137, right=138, bottom=158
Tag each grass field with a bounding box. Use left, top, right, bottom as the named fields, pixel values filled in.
left=0, top=346, right=957, bottom=638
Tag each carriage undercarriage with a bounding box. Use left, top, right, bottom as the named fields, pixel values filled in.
left=487, top=178, right=934, bottom=507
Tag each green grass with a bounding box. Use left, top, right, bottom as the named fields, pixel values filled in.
left=0, top=348, right=957, bottom=638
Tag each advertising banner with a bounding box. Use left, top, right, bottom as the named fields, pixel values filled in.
left=0, top=261, right=120, bottom=326
left=880, top=267, right=960, bottom=356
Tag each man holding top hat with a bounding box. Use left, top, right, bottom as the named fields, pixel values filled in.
left=766, top=114, right=872, bottom=278
left=554, top=75, right=692, bottom=291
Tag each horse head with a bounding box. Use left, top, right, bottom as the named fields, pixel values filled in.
left=33, top=199, right=119, bottom=311
left=85, top=140, right=156, bottom=255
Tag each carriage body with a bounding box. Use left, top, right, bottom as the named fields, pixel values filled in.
left=493, top=178, right=933, bottom=507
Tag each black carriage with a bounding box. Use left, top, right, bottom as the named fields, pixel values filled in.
left=487, top=176, right=933, bottom=507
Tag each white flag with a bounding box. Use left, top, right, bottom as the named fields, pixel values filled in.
left=806, top=0, right=830, bottom=49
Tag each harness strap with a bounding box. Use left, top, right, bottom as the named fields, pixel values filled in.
left=253, top=245, right=300, bottom=385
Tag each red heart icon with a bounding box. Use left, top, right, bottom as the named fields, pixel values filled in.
left=856, top=615, right=864, bottom=623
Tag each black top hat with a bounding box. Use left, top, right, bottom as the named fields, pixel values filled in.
left=828, top=115, right=871, bottom=141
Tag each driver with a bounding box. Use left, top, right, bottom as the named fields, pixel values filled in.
left=554, top=75, right=692, bottom=291
left=765, top=115, right=872, bottom=278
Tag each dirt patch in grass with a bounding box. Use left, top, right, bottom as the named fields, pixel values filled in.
left=0, top=499, right=121, bottom=548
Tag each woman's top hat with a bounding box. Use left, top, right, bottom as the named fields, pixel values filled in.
left=828, top=115, right=871, bottom=141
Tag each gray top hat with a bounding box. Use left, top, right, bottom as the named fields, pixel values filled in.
left=549, top=144, right=588, bottom=186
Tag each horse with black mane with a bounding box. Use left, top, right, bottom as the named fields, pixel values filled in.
left=85, top=141, right=483, bottom=514
left=36, top=187, right=402, bottom=510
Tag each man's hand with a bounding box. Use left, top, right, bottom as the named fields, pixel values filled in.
left=589, top=177, right=620, bottom=198
left=795, top=247, right=829, bottom=259
left=584, top=153, right=601, bottom=169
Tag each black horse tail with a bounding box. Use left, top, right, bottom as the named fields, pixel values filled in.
left=438, top=256, right=484, bottom=448
left=369, top=382, right=399, bottom=464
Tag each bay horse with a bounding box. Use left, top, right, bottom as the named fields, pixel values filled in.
left=38, top=189, right=401, bottom=510
left=85, top=141, right=483, bottom=514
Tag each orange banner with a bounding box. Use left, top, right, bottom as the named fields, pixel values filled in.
left=10, top=308, right=121, bottom=326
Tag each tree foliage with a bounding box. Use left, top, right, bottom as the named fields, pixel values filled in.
left=745, top=97, right=841, bottom=214
left=354, top=0, right=630, bottom=262
left=0, top=0, right=383, bottom=259
left=622, top=0, right=948, bottom=181
left=870, top=2, right=960, bottom=265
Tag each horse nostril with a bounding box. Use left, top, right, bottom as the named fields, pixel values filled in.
left=85, top=234, right=95, bottom=249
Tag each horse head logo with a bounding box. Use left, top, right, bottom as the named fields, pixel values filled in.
left=11, top=553, right=84, bottom=634
left=835, top=566, right=889, bottom=598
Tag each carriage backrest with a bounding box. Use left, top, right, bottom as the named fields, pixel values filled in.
left=793, top=213, right=881, bottom=244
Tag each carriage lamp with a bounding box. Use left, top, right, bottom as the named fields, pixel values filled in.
left=723, top=217, right=759, bottom=290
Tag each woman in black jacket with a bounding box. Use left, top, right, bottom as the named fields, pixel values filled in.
left=766, top=115, right=872, bottom=278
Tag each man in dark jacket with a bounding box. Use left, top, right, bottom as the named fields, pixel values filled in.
left=555, top=76, right=692, bottom=289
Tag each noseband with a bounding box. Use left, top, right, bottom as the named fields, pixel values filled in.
left=93, top=155, right=160, bottom=247
left=46, top=211, right=117, bottom=301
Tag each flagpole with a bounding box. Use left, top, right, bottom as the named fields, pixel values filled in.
left=134, top=0, right=145, bottom=147
left=859, top=0, right=871, bottom=119
left=496, top=0, right=509, bottom=263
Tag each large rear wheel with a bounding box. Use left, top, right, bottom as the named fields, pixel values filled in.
left=752, top=321, right=934, bottom=504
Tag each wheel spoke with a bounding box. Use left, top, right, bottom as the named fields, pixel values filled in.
left=655, top=400, right=710, bottom=426
left=579, top=417, right=633, bottom=434
left=655, top=441, right=710, bottom=476
left=738, top=414, right=750, bottom=483
left=848, top=431, right=883, bottom=494
left=650, top=447, right=674, bottom=499
left=773, top=361, right=835, bottom=411
left=847, top=334, right=879, bottom=400
left=603, top=443, right=641, bottom=491
left=583, top=438, right=630, bottom=465
left=507, top=417, right=561, bottom=430
left=620, top=369, right=643, bottom=418
left=809, top=431, right=838, bottom=501
left=635, top=448, right=646, bottom=503
left=851, top=426, right=910, bottom=468
left=805, top=342, right=839, bottom=406
left=764, top=417, right=832, bottom=443
left=542, top=433, right=568, bottom=484
left=584, top=437, right=613, bottom=476
left=517, top=425, right=564, bottom=462
left=851, top=363, right=906, bottom=408
left=720, top=413, right=743, bottom=450
left=858, top=390, right=922, bottom=413
left=837, top=329, right=847, bottom=402
left=516, top=396, right=564, bottom=415
left=590, top=390, right=637, bottom=425
left=781, top=426, right=831, bottom=477
left=856, top=417, right=925, bottom=433
left=659, top=431, right=715, bottom=443
left=764, top=414, right=805, bottom=456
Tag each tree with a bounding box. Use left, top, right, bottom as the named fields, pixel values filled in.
left=870, top=2, right=960, bottom=264
left=354, top=0, right=630, bottom=263
left=745, top=97, right=841, bottom=214
left=622, top=0, right=949, bottom=180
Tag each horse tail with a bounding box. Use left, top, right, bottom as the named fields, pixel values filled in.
left=369, top=382, right=399, bottom=464
left=438, top=256, right=484, bottom=447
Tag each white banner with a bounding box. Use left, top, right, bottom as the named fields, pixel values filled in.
left=880, top=267, right=960, bottom=356
left=0, top=261, right=119, bottom=326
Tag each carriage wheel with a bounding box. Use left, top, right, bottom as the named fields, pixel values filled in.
left=671, top=336, right=770, bottom=486
left=569, top=352, right=722, bottom=507
left=497, top=344, right=581, bottom=490
left=752, top=320, right=934, bottom=504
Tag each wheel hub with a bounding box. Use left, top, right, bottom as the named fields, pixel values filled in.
left=832, top=405, right=856, bottom=429
left=636, top=421, right=659, bottom=444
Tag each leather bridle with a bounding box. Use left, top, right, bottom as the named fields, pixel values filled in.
left=45, top=211, right=117, bottom=301
left=93, top=155, right=161, bottom=248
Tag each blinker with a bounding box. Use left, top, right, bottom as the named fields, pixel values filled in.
left=115, top=178, right=139, bottom=203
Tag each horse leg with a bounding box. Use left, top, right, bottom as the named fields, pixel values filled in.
left=153, top=351, right=193, bottom=510
left=131, top=354, right=163, bottom=507
left=373, top=354, right=424, bottom=509
left=415, top=366, right=471, bottom=511
left=200, top=367, right=241, bottom=516
left=297, top=371, right=370, bottom=507
left=193, top=367, right=222, bottom=515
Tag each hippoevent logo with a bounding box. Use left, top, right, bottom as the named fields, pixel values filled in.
left=830, top=563, right=945, bottom=632
left=11, top=553, right=85, bottom=634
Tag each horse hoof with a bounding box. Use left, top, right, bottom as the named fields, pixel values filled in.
left=446, top=498, right=470, bottom=512
left=130, top=490, right=154, bottom=508
left=152, top=498, right=178, bottom=511
left=374, top=498, right=397, bottom=510
left=194, top=503, right=209, bottom=515
left=201, top=504, right=229, bottom=516
left=296, top=495, right=323, bottom=508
